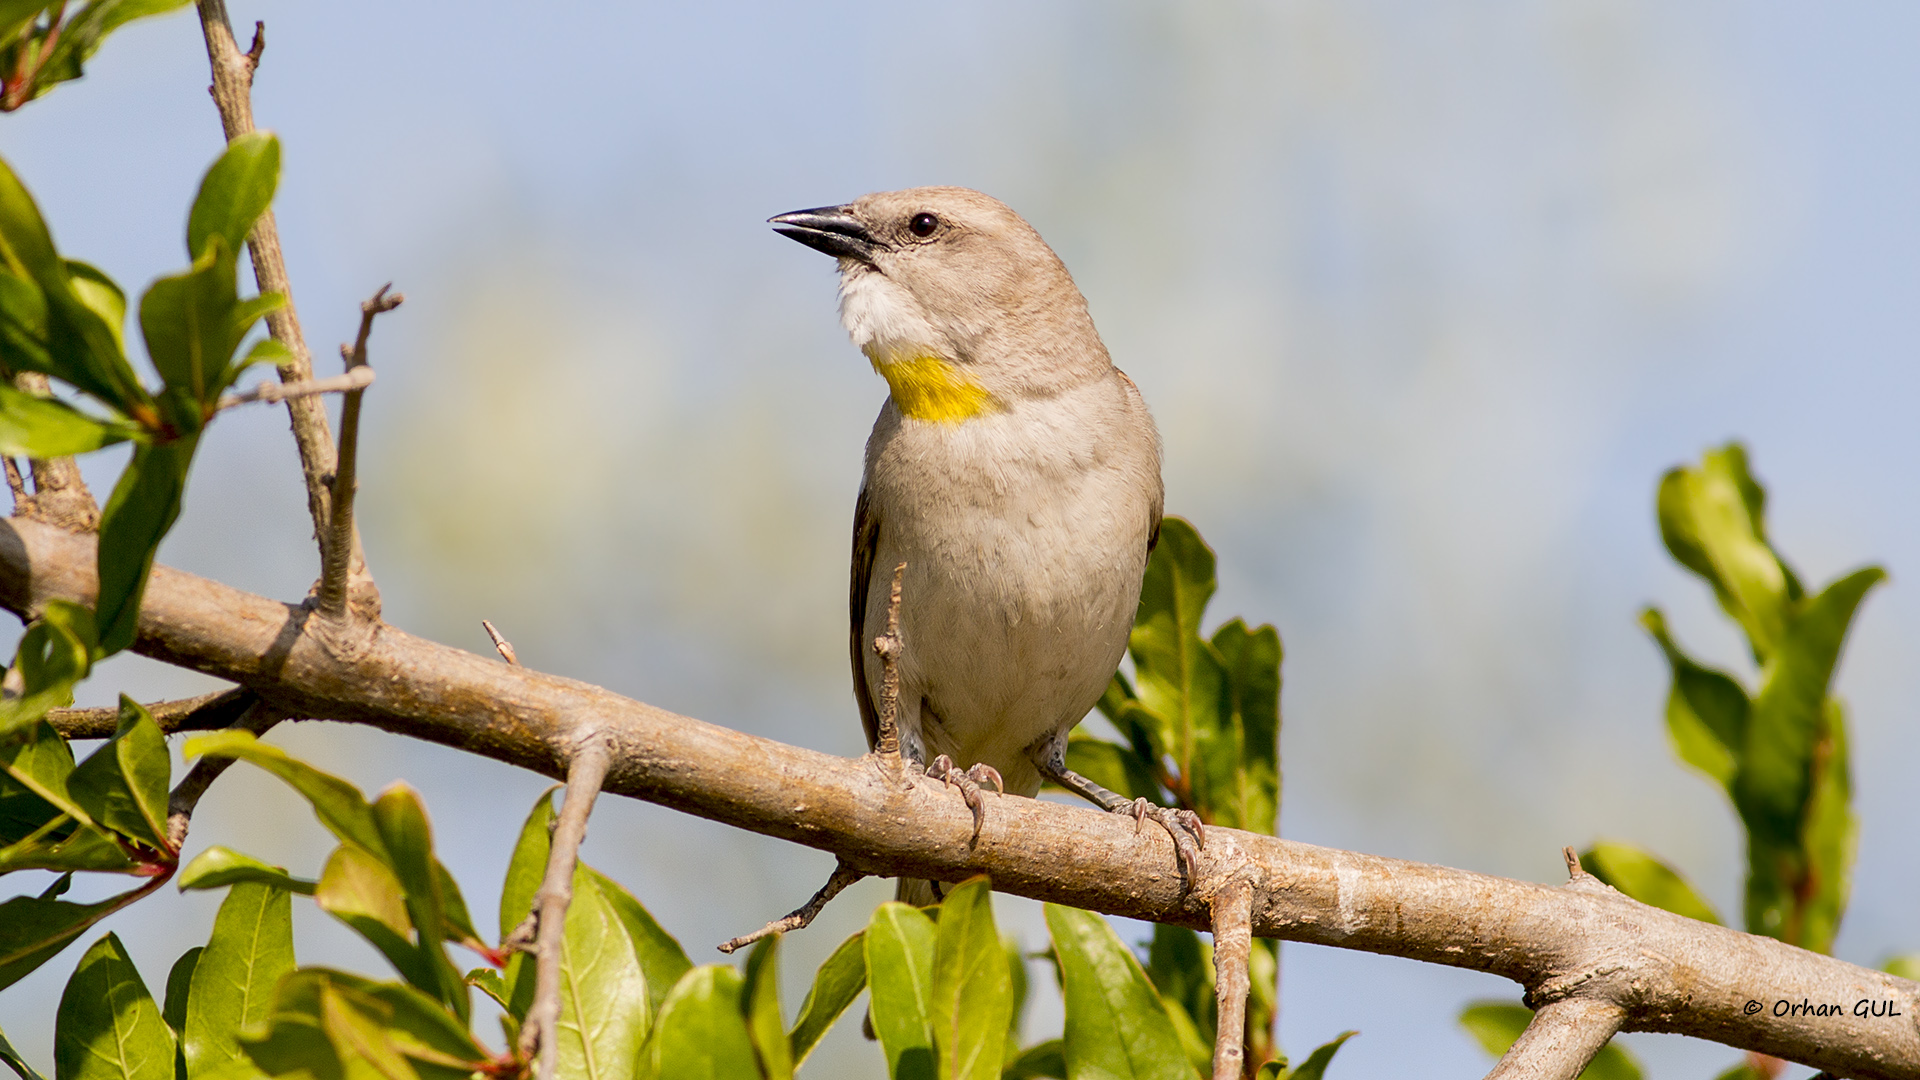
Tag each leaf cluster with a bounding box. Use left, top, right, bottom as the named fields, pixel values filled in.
left=1, top=1, right=188, bottom=112
left=1460, top=443, right=1893, bottom=1078
left=1, top=135, right=288, bottom=653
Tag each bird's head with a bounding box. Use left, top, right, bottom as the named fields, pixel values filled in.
left=771, top=187, right=1111, bottom=416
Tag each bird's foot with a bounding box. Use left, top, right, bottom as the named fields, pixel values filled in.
left=926, top=754, right=1002, bottom=840
left=1129, top=799, right=1205, bottom=885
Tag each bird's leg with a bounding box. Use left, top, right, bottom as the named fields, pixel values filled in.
left=926, top=754, right=1003, bottom=840
left=1028, top=733, right=1205, bottom=886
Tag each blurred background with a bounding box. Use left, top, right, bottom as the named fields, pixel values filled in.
left=3, top=1, right=1916, bottom=1075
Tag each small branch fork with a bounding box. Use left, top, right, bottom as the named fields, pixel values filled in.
left=315, top=285, right=400, bottom=621
left=164, top=696, right=280, bottom=849
left=517, top=731, right=612, bottom=1080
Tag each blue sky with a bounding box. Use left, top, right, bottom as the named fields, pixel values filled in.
left=3, top=3, right=1917, bottom=1075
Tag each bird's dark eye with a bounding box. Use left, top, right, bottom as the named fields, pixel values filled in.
left=909, top=212, right=938, bottom=237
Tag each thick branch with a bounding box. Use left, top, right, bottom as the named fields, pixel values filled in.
left=0, top=516, right=1915, bottom=1080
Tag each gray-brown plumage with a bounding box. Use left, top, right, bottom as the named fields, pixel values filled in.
left=773, top=187, right=1196, bottom=904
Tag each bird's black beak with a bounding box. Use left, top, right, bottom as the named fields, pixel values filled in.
left=770, top=205, right=878, bottom=262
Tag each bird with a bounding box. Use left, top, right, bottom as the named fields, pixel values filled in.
left=770, top=187, right=1201, bottom=904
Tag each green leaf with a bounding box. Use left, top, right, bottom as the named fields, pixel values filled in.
left=313, top=841, right=437, bottom=993
left=61, top=261, right=126, bottom=352
left=182, top=731, right=387, bottom=859
left=548, top=864, right=650, bottom=1080
left=0, top=156, right=148, bottom=412
left=866, top=901, right=938, bottom=1080
left=96, top=439, right=193, bottom=656
left=176, top=846, right=316, bottom=895
left=1059, top=733, right=1162, bottom=805
left=160, top=947, right=198, bottom=1034
left=0, top=808, right=139, bottom=875
left=238, top=968, right=486, bottom=1080
left=788, top=929, right=866, bottom=1067
left=930, top=877, right=1012, bottom=1080
left=465, top=968, right=509, bottom=1011
left=639, top=966, right=760, bottom=1080
left=1127, top=517, right=1225, bottom=790
left=1581, top=842, right=1722, bottom=925
left=67, top=697, right=172, bottom=853
left=1044, top=904, right=1189, bottom=1080
left=186, top=134, right=279, bottom=264
left=1639, top=608, right=1749, bottom=788
left=1792, top=698, right=1856, bottom=956
left=1209, top=618, right=1282, bottom=835
left=582, top=864, right=690, bottom=1020
left=370, top=784, right=467, bottom=1021
left=0, top=382, right=132, bottom=458
left=12, top=0, right=192, bottom=107
left=1655, top=445, right=1800, bottom=661
left=1003, top=1039, right=1064, bottom=1080
left=184, top=882, right=294, bottom=1077
left=1281, top=1031, right=1356, bottom=1080
left=498, top=787, right=558, bottom=942
left=1458, top=1002, right=1641, bottom=1080
left=0, top=887, right=134, bottom=990
left=54, top=933, right=175, bottom=1080
left=1736, top=567, right=1882, bottom=843
left=742, top=936, right=792, bottom=1080
left=0, top=601, right=97, bottom=739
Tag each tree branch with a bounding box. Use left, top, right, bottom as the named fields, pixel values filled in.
left=193, top=2, right=342, bottom=560
left=1483, top=998, right=1625, bottom=1080
left=518, top=731, right=611, bottom=1080
left=315, top=285, right=398, bottom=621
left=215, top=367, right=375, bottom=411
left=164, top=696, right=281, bottom=848
left=1210, top=877, right=1253, bottom=1080
left=0, top=515, right=1914, bottom=1080
left=46, top=686, right=255, bottom=739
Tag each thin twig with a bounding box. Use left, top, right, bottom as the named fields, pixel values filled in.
left=47, top=687, right=256, bottom=740
left=1563, top=846, right=1585, bottom=880
left=1211, top=878, right=1253, bottom=1080
left=164, top=697, right=281, bottom=849
left=717, top=860, right=867, bottom=954
left=215, top=367, right=375, bottom=411
left=518, top=731, right=612, bottom=1079
left=482, top=620, right=519, bottom=665
left=872, top=561, right=906, bottom=760
left=194, top=0, right=341, bottom=552
left=1482, top=998, right=1625, bottom=1080
left=315, top=285, right=400, bottom=620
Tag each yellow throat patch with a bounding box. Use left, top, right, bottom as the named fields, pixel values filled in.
left=864, top=345, right=998, bottom=423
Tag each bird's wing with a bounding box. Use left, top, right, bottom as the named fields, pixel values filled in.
left=850, top=482, right=882, bottom=749
left=1115, top=368, right=1165, bottom=559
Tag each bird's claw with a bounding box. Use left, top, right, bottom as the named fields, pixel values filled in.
left=1129, top=798, right=1205, bottom=886
left=927, top=755, right=1000, bottom=841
